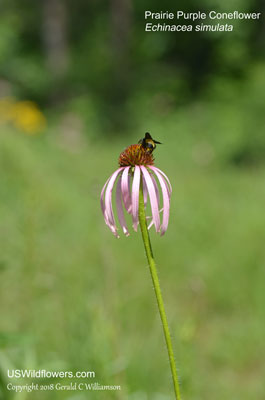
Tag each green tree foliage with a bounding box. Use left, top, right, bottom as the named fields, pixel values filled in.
left=0, top=0, right=264, bottom=162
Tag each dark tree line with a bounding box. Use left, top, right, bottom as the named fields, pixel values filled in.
left=0, top=0, right=264, bottom=133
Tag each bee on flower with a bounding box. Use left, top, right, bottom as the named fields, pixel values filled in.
left=100, top=132, right=172, bottom=238
left=100, top=133, right=181, bottom=398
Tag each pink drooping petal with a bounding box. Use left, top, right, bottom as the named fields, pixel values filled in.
left=146, top=174, right=160, bottom=230
left=132, top=166, right=141, bottom=231
left=148, top=207, right=164, bottom=230
left=100, top=176, right=111, bottom=223
left=105, top=167, right=124, bottom=237
left=121, top=166, right=132, bottom=214
left=149, top=166, right=172, bottom=196
left=101, top=178, right=119, bottom=237
left=150, top=174, right=160, bottom=208
left=116, top=175, right=130, bottom=236
left=151, top=168, right=170, bottom=235
left=140, top=166, right=160, bottom=233
left=142, top=178, right=148, bottom=207
left=101, top=176, right=120, bottom=237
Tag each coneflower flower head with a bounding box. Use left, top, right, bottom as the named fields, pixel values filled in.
left=100, top=137, right=172, bottom=238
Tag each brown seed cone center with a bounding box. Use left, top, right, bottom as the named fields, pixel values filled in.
left=119, top=144, right=154, bottom=167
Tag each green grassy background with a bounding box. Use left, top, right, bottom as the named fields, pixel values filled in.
left=0, top=124, right=264, bottom=399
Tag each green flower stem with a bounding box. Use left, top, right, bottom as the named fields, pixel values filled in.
left=138, top=184, right=182, bottom=400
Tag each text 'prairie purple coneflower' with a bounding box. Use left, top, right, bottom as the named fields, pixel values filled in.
left=101, top=142, right=172, bottom=238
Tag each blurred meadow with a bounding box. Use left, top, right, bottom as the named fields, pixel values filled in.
left=0, top=0, right=265, bottom=399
